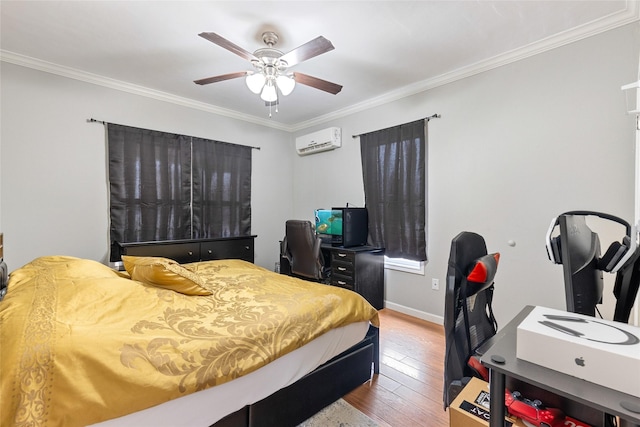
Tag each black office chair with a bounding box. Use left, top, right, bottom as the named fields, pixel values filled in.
left=443, top=231, right=500, bottom=409
left=282, top=220, right=330, bottom=283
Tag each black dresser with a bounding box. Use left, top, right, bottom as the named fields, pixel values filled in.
left=111, top=236, right=256, bottom=264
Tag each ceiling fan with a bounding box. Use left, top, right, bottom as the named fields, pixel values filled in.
left=194, top=31, right=342, bottom=106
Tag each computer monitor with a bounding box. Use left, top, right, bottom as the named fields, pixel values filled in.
left=559, top=214, right=604, bottom=316
left=314, top=209, right=340, bottom=235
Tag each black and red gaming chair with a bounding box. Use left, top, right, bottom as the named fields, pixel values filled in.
left=443, top=231, right=500, bottom=408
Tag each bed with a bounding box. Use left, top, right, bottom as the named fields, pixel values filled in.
left=0, top=249, right=379, bottom=427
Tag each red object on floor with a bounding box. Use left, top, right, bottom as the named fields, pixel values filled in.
left=505, top=390, right=564, bottom=427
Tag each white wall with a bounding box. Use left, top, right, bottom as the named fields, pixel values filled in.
left=292, top=23, right=640, bottom=325
left=0, top=63, right=294, bottom=271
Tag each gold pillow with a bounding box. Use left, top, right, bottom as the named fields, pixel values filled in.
left=121, top=256, right=212, bottom=296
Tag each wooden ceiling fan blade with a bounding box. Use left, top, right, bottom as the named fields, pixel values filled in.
left=194, top=71, right=248, bottom=86
left=198, top=32, right=258, bottom=62
left=280, top=36, right=334, bottom=67
left=293, top=72, right=342, bottom=95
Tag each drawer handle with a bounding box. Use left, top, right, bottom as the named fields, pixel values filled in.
left=338, top=253, right=347, bottom=257
left=208, top=250, right=213, bottom=254
left=337, top=280, right=347, bottom=285
left=188, top=251, right=194, bottom=256
left=337, top=267, right=347, bottom=271
left=245, top=246, right=250, bottom=250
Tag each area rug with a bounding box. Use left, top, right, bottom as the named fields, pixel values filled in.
left=297, top=398, right=379, bottom=427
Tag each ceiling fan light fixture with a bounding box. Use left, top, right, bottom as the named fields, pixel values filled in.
left=246, top=72, right=265, bottom=94
left=260, top=81, right=278, bottom=102
left=196, top=31, right=340, bottom=115
left=276, top=75, right=295, bottom=96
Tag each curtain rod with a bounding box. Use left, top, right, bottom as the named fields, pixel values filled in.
left=87, top=118, right=261, bottom=150
left=351, top=113, right=441, bottom=138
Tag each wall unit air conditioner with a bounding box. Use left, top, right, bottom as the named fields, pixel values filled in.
left=295, top=127, right=342, bottom=156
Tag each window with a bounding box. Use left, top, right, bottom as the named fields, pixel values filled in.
left=107, top=124, right=251, bottom=245
left=384, top=256, right=425, bottom=275
left=360, top=119, right=427, bottom=261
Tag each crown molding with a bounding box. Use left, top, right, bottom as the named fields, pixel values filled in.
left=2, top=1, right=638, bottom=134
left=0, top=51, right=292, bottom=132
left=291, top=1, right=640, bottom=131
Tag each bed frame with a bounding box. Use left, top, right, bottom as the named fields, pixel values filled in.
left=112, top=237, right=380, bottom=427
left=214, top=325, right=379, bottom=427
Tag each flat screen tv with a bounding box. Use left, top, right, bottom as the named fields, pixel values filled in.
left=559, top=214, right=604, bottom=316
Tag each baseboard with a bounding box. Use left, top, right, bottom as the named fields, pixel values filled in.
left=383, top=301, right=444, bottom=325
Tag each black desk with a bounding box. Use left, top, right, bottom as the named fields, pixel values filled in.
left=480, top=305, right=640, bottom=427
left=324, top=245, right=384, bottom=310
left=280, top=244, right=385, bottom=309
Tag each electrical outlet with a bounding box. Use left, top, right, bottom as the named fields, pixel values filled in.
left=431, top=278, right=439, bottom=290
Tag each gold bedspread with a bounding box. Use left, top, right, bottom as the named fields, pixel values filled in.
left=0, top=256, right=379, bottom=427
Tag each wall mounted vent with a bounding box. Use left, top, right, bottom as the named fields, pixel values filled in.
left=295, top=127, right=342, bottom=155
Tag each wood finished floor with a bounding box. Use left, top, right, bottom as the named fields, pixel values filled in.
left=344, top=309, right=449, bottom=427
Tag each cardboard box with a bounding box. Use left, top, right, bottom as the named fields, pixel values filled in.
left=449, top=377, right=526, bottom=427
left=516, top=306, right=640, bottom=397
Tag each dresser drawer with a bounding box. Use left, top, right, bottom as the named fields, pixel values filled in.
left=331, top=250, right=355, bottom=265
left=332, top=262, right=354, bottom=278
left=201, top=238, right=254, bottom=263
left=331, top=274, right=355, bottom=291
left=122, top=242, right=200, bottom=264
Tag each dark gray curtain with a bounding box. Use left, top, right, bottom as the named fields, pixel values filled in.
left=192, top=137, right=252, bottom=238
left=108, top=124, right=251, bottom=244
left=360, top=119, right=426, bottom=261
left=108, top=125, right=191, bottom=243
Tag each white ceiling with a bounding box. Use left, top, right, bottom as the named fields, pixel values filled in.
left=1, top=1, right=638, bottom=131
